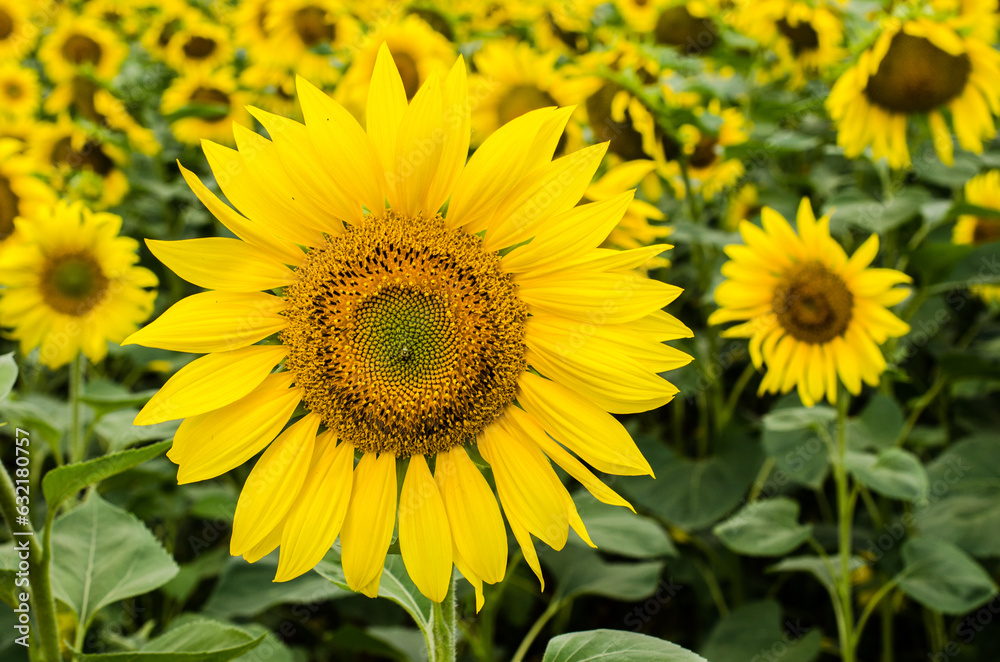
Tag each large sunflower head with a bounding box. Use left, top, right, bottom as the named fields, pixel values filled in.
left=125, top=44, right=691, bottom=606
left=38, top=13, right=128, bottom=83
left=0, top=200, right=158, bottom=369
left=710, top=198, right=911, bottom=406
left=954, top=169, right=1000, bottom=303
left=827, top=16, right=1000, bottom=169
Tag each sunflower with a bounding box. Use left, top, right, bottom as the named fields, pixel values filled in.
left=625, top=0, right=723, bottom=56
left=0, top=63, right=40, bottom=120
left=29, top=118, right=130, bottom=209
left=953, top=170, right=1000, bottom=304
left=234, top=0, right=274, bottom=51
left=724, top=183, right=761, bottom=232
left=45, top=79, right=160, bottom=156
left=240, top=61, right=301, bottom=119
left=125, top=44, right=691, bottom=606
left=161, top=69, right=252, bottom=146
left=38, top=13, right=128, bottom=83
left=0, top=201, right=157, bottom=369
left=665, top=100, right=748, bottom=198
left=141, top=1, right=193, bottom=62
left=0, top=139, right=55, bottom=254
left=334, top=15, right=455, bottom=121
left=731, top=0, right=844, bottom=88
left=827, top=17, right=1000, bottom=170
left=164, top=18, right=233, bottom=72
left=469, top=40, right=598, bottom=149
left=709, top=198, right=911, bottom=407
left=261, top=0, right=357, bottom=85
left=0, top=0, right=37, bottom=61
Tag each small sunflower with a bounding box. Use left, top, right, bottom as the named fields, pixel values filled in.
left=262, top=0, right=357, bottom=85
left=710, top=198, right=911, bottom=406
left=161, top=69, right=252, bottom=146
left=125, top=44, right=690, bottom=606
left=0, top=201, right=157, bottom=369
left=668, top=100, right=749, bottom=198
left=827, top=17, right=1000, bottom=169
left=0, top=139, right=55, bottom=254
left=141, top=2, right=193, bottom=62
left=0, top=63, right=40, bottom=120
left=30, top=118, right=129, bottom=209
left=164, top=18, right=233, bottom=72
left=724, top=183, right=761, bottom=232
left=0, top=0, right=37, bottom=61
left=732, top=0, right=844, bottom=88
left=38, top=13, right=128, bottom=83
left=954, top=170, right=1000, bottom=304
left=46, top=79, right=160, bottom=156
left=469, top=40, right=598, bottom=149
left=624, top=0, right=723, bottom=56
left=240, top=61, right=301, bottom=119
left=234, top=0, right=274, bottom=51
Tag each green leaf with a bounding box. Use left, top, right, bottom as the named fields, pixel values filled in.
left=541, top=545, right=665, bottom=602
left=713, top=498, right=812, bottom=556
left=761, top=401, right=833, bottom=488
left=846, top=395, right=904, bottom=450
left=915, top=434, right=1000, bottom=556
left=96, top=410, right=180, bottom=452
left=897, top=538, right=997, bottom=615
left=43, top=440, right=172, bottom=513
left=700, top=600, right=822, bottom=662
left=827, top=187, right=930, bottom=234
left=930, top=242, right=1000, bottom=293
left=543, top=629, right=708, bottom=662
left=204, top=552, right=348, bottom=619
left=570, top=492, right=676, bottom=559
left=80, top=381, right=159, bottom=417
left=50, top=495, right=179, bottom=628
left=762, top=406, right=836, bottom=432
left=844, top=448, right=928, bottom=502
left=0, top=353, right=17, bottom=401
left=73, top=620, right=264, bottom=661
left=769, top=556, right=866, bottom=595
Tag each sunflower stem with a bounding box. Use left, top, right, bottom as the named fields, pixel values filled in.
left=0, top=462, right=62, bottom=662
left=832, top=387, right=856, bottom=662
left=429, top=574, right=457, bottom=662
left=69, top=353, right=85, bottom=464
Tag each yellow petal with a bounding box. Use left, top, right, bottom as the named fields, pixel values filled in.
left=452, top=553, right=484, bottom=613
left=168, top=372, right=302, bottom=483
left=435, top=447, right=507, bottom=585
left=390, top=72, right=444, bottom=215
left=399, top=455, right=454, bottom=602
left=243, top=520, right=283, bottom=563
left=425, top=55, right=471, bottom=213
left=146, top=238, right=296, bottom=292
left=517, top=269, right=681, bottom=324
left=340, top=452, right=397, bottom=595
left=367, top=43, right=408, bottom=201
left=122, top=291, right=286, bottom=353
left=135, top=345, right=286, bottom=425
left=276, top=433, right=355, bottom=582
left=508, top=515, right=544, bottom=590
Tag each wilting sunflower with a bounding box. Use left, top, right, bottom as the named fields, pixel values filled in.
left=954, top=170, right=1000, bottom=304
left=161, top=69, right=251, bottom=146
left=709, top=198, right=911, bottom=406
left=0, top=139, right=54, bottom=254
left=125, top=44, right=690, bottom=606
left=827, top=17, right=1000, bottom=169
left=0, top=64, right=39, bottom=120
left=0, top=201, right=157, bottom=369
left=38, top=13, right=128, bottom=83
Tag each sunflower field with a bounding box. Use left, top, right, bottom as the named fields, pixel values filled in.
left=2, top=0, right=1000, bottom=661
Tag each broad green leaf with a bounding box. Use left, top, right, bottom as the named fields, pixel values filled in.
left=915, top=434, right=1000, bottom=556
left=570, top=492, right=676, bottom=559
left=931, top=242, right=1000, bottom=293
left=204, top=552, right=348, bottom=619
left=543, top=630, right=708, bottom=662
left=0, top=353, right=17, bottom=401
left=621, top=431, right=762, bottom=530
left=50, top=495, right=179, bottom=628
left=540, top=545, right=665, bottom=602
left=366, top=626, right=428, bottom=662
left=845, top=448, right=928, bottom=502
left=897, top=538, right=997, bottom=615
left=847, top=395, right=904, bottom=450
left=96, top=409, right=180, bottom=452
left=73, top=620, right=264, bottom=661
left=762, top=400, right=833, bottom=488
left=713, top=498, right=812, bottom=556
left=762, top=406, right=836, bottom=432
left=769, top=556, right=865, bottom=595
left=43, top=440, right=172, bottom=513
left=80, top=381, right=159, bottom=417
left=0, top=394, right=67, bottom=445
left=828, top=187, right=930, bottom=234
left=700, top=600, right=821, bottom=662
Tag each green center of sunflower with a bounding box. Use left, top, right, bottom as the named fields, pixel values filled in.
left=40, top=252, right=109, bottom=316
left=774, top=261, right=854, bottom=344
left=0, top=175, right=19, bottom=241
left=189, top=87, right=231, bottom=122
left=864, top=33, right=971, bottom=114
left=393, top=52, right=421, bottom=100
left=654, top=6, right=717, bottom=55
left=60, top=34, right=103, bottom=66
left=972, top=218, right=1000, bottom=244
left=293, top=6, right=335, bottom=47
left=776, top=18, right=819, bottom=55
left=0, top=10, right=12, bottom=40
left=282, top=211, right=527, bottom=457
left=182, top=35, right=218, bottom=59
left=498, top=85, right=558, bottom=126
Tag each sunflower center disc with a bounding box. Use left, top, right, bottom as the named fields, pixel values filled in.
left=498, top=85, right=558, bottom=126
left=0, top=175, right=19, bottom=241
left=654, top=6, right=717, bottom=55
left=60, top=34, right=103, bottom=66
left=293, top=6, right=335, bottom=46
left=41, top=252, right=109, bottom=316
left=51, top=138, right=116, bottom=176
left=864, top=33, right=971, bottom=114
left=183, top=36, right=218, bottom=59
left=0, top=10, right=12, bottom=40
left=773, top=261, right=853, bottom=344
left=776, top=18, right=819, bottom=55
left=283, top=212, right=527, bottom=457
left=973, top=218, right=1000, bottom=244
